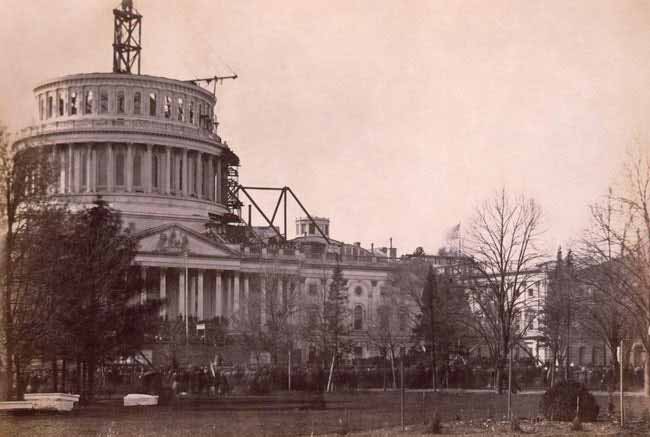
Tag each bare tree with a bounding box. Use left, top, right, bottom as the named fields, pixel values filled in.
left=580, top=147, right=650, bottom=395
left=463, top=188, right=544, bottom=393
left=234, top=263, right=302, bottom=367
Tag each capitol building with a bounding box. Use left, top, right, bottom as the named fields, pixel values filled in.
left=11, top=1, right=406, bottom=367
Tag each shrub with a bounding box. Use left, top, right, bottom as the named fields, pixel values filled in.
left=540, top=381, right=599, bottom=422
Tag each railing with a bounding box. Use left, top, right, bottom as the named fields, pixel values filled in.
left=13, top=117, right=221, bottom=144
left=240, top=246, right=398, bottom=266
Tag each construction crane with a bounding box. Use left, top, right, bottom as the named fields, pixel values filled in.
left=186, top=74, right=238, bottom=95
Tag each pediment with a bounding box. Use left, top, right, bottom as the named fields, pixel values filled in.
left=136, top=224, right=237, bottom=257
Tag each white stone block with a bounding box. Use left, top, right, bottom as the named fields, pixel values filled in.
left=123, top=393, right=159, bottom=407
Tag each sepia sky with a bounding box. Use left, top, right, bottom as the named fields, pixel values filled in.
left=1, top=0, right=649, bottom=256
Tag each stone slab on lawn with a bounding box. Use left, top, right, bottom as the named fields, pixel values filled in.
left=124, top=394, right=159, bottom=407
left=24, top=393, right=80, bottom=412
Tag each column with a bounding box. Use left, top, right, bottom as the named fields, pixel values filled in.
left=126, top=143, right=133, bottom=192
left=107, top=143, right=114, bottom=191
left=260, top=276, right=267, bottom=328
left=165, top=146, right=171, bottom=194
left=197, top=152, right=203, bottom=199
left=145, top=144, right=152, bottom=193
left=140, top=267, right=147, bottom=304
left=86, top=144, right=92, bottom=192
left=178, top=269, right=186, bottom=318
left=233, top=272, right=240, bottom=316
left=73, top=145, right=81, bottom=193
left=197, top=269, right=204, bottom=321
left=188, top=270, right=195, bottom=318
left=244, top=274, right=250, bottom=321
left=182, top=148, right=188, bottom=196
left=215, top=271, right=223, bottom=318
left=160, top=268, right=167, bottom=318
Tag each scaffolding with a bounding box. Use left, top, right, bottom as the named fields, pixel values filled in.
left=112, top=0, right=142, bottom=74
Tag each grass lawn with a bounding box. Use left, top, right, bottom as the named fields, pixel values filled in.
left=1, top=391, right=650, bottom=437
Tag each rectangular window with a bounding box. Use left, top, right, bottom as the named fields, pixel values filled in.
left=47, top=95, right=53, bottom=118
left=58, top=91, right=64, bottom=116
left=99, top=90, right=109, bottom=113
left=189, top=101, right=194, bottom=124
left=152, top=153, right=159, bottom=191
left=149, top=93, right=156, bottom=116
left=133, top=149, right=142, bottom=189
left=85, top=90, right=94, bottom=114
left=191, top=155, right=197, bottom=195
left=169, top=153, right=176, bottom=193
left=70, top=91, right=78, bottom=115
left=114, top=149, right=125, bottom=187
left=134, top=92, right=142, bottom=115
left=80, top=149, right=87, bottom=188
left=164, top=96, right=171, bottom=119
left=178, top=158, right=183, bottom=191
left=309, top=223, right=315, bottom=234
left=177, top=97, right=184, bottom=122
left=308, top=283, right=318, bottom=296
left=201, top=158, right=209, bottom=197
left=301, top=224, right=306, bottom=235
left=117, top=90, right=125, bottom=114
left=96, top=147, right=107, bottom=189
left=39, top=96, right=44, bottom=120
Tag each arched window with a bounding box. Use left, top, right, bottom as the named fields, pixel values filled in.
left=57, top=90, right=64, bottom=116
left=149, top=92, right=156, bottom=116
left=578, top=346, right=586, bottom=366
left=378, top=306, right=390, bottom=331
left=164, top=96, right=172, bottom=119
left=592, top=346, right=602, bottom=366
left=354, top=305, right=363, bottom=330
left=99, top=89, right=109, bottom=113
left=177, top=97, right=184, bottom=121
left=85, top=90, right=94, bottom=115
left=117, top=90, right=125, bottom=114
left=70, top=91, right=78, bottom=115
left=133, top=92, right=142, bottom=115
left=354, top=286, right=363, bottom=296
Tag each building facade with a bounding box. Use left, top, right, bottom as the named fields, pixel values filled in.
left=11, top=3, right=407, bottom=367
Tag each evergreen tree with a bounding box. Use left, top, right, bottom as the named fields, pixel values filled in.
left=59, top=199, right=161, bottom=400
left=323, top=262, right=349, bottom=391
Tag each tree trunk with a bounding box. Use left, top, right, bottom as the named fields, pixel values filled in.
left=326, top=352, right=336, bottom=393
left=15, top=356, right=24, bottom=401
left=431, top=343, right=437, bottom=391
left=62, top=359, right=67, bottom=393
left=3, top=342, right=14, bottom=400
left=382, top=354, right=387, bottom=391
left=643, top=354, right=650, bottom=396
left=87, top=356, right=96, bottom=401
left=496, top=361, right=503, bottom=394
left=390, top=349, right=397, bottom=389
left=51, top=358, right=58, bottom=392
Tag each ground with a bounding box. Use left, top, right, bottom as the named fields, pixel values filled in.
left=1, top=391, right=650, bottom=437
